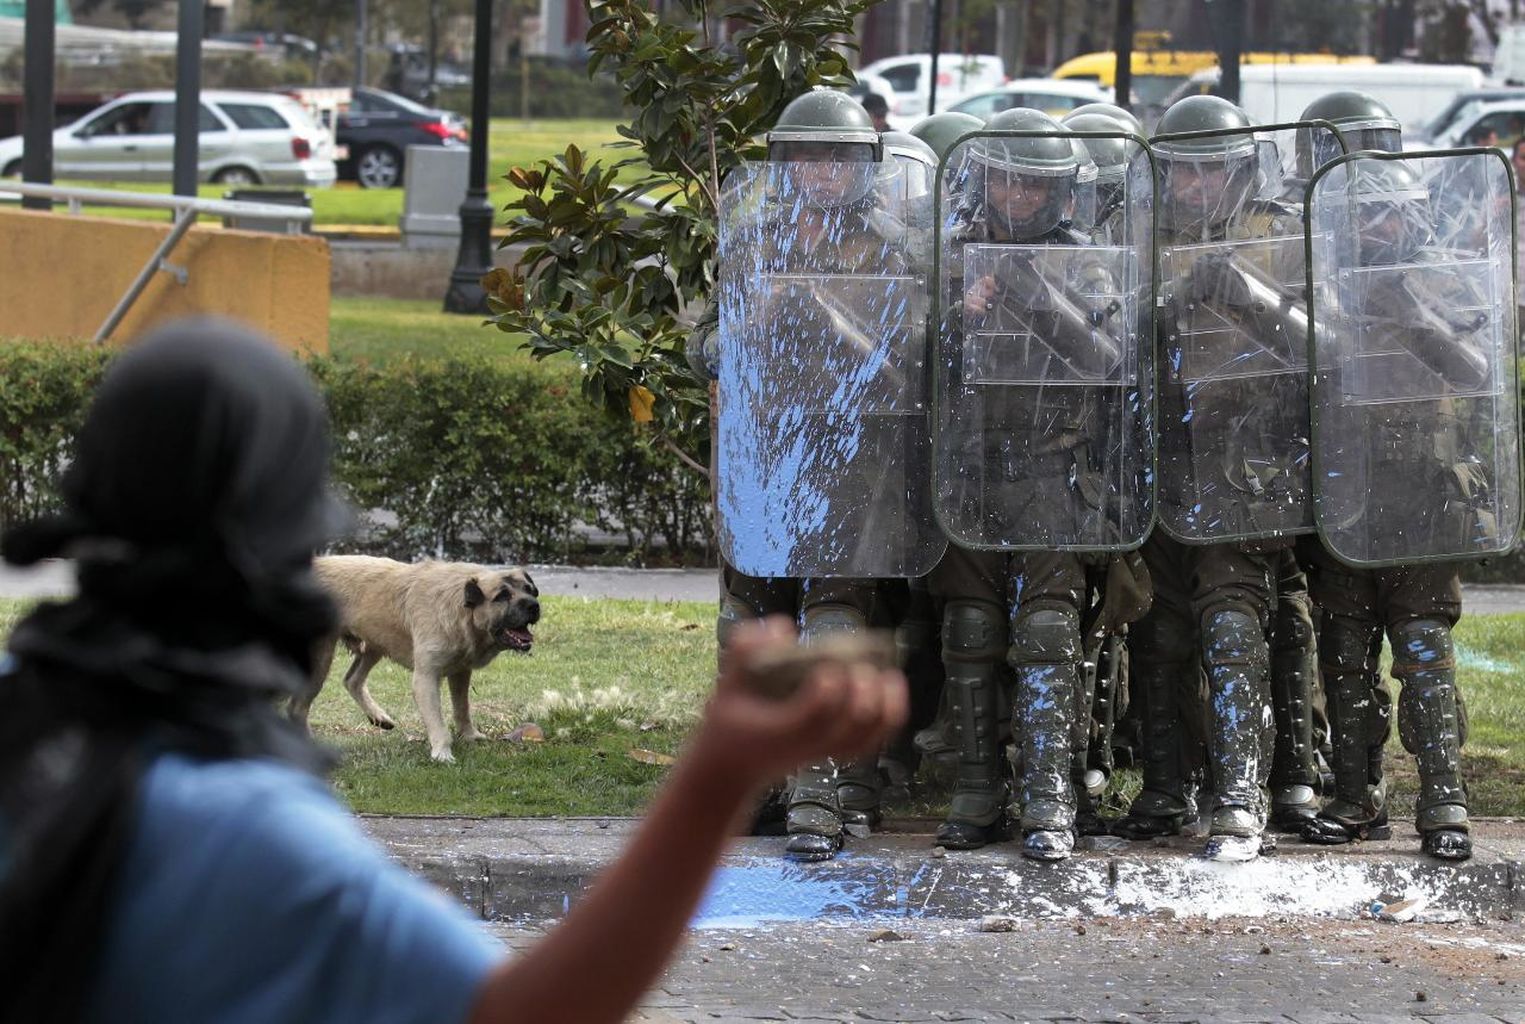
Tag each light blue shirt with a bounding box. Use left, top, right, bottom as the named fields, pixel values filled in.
left=85, top=754, right=500, bottom=1024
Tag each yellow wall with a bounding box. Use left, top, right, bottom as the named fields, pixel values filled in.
left=0, top=209, right=330, bottom=354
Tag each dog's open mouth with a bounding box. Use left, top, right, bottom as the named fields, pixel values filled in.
left=499, top=625, right=534, bottom=652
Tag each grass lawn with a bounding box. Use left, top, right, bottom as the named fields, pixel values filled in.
left=52, top=117, right=630, bottom=227
left=3, top=594, right=1524, bottom=820
left=328, top=296, right=541, bottom=367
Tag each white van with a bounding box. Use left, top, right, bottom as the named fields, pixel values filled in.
left=858, top=53, right=1007, bottom=123
left=1168, top=63, right=1486, bottom=132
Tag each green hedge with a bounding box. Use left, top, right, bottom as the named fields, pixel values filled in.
left=0, top=343, right=712, bottom=566
left=5, top=340, right=1523, bottom=580
left=0, top=343, right=110, bottom=530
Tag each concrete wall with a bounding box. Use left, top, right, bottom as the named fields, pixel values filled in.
left=329, top=240, right=526, bottom=301
left=0, top=209, right=331, bottom=354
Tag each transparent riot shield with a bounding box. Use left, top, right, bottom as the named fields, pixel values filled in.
left=1153, top=125, right=1315, bottom=542
left=715, top=159, right=945, bottom=578
left=1305, top=151, right=1521, bottom=565
left=931, top=131, right=1154, bottom=551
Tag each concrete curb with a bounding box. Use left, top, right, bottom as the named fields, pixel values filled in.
left=363, top=816, right=1525, bottom=926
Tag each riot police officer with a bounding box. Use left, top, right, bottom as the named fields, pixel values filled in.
left=1117, top=95, right=1311, bottom=862
left=931, top=108, right=1152, bottom=860
left=1300, top=155, right=1518, bottom=860
left=699, top=89, right=945, bottom=860
left=1263, top=92, right=1408, bottom=832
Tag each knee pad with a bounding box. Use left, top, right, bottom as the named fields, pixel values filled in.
left=1388, top=617, right=1455, bottom=681
left=802, top=601, right=868, bottom=642
left=1200, top=601, right=1266, bottom=673
left=1008, top=602, right=1083, bottom=667
left=942, top=600, right=1006, bottom=666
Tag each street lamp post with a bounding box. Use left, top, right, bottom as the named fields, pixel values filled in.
left=443, top=0, right=495, bottom=314
left=21, top=0, right=55, bottom=212
left=173, top=0, right=204, bottom=199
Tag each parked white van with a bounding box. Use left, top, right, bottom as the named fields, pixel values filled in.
left=1167, top=62, right=1486, bottom=133
left=858, top=53, right=1007, bottom=124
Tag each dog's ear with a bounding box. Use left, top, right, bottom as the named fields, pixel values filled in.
left=464, top=578, right=486, bottom=608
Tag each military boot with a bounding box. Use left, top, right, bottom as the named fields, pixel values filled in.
left=784, top=763, right=843, bottom=860
left=785, top=599, right=869, bottom=860
left=1303, top=617, right=1392, bottom=845
left=1010, top=605, right=1084, bottom=861
left=836, top=756, right=883, bottom=834
left=1393, top=618, right=1471, bottom=861
left=1200, top=603, right=1273, bottom=863
left=1113, top=654, right=1192, bottom=840
left=1269, top=601, right=1321, bottom=830
left=934, top=600, right=1009, bottom=849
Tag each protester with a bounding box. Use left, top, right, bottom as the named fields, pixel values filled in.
left=0, top=318, right=908, bottom=1024
left=861, top=91, right=891, bottom=132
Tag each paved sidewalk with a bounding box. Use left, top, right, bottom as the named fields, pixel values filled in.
left=366, top=816, right=1525, bottom=927
left=0, top=559, right=722, bottom=603
left=5, top=561, right=1525, bottom=613
left=425, top=820, right=1525, bottom=1023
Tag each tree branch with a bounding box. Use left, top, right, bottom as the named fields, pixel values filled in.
left=660, top=435, right=709, bottom=477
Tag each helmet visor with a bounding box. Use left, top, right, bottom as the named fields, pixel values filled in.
left=979, top=166, right=1075, bottom=238
left=769, top=140, right=877, bottom=163
left=1158, top=150, right=1257, bottom=236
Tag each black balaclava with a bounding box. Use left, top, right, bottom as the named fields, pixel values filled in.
left=0, top=318, right=348, bottom=1024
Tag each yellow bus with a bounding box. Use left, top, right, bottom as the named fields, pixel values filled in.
left=1052, top=50, right=1375, bottom=111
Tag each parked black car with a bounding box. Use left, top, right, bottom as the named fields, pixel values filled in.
left=336, top=87, right=467, bottom=189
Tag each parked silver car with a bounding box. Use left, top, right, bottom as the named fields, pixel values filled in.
left=0, top=90, right=338, bottom=187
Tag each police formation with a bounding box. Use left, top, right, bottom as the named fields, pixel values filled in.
left=689, top=88, right=1522, bottom=865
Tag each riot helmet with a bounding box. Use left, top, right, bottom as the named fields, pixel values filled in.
left=1340, top=160, right=1432, bottom=265
left=1151, top=95, right=1258, bottom=237
left=908, top=111, right=985, bottom=160
left=767, top=89, right=883, bottom=208
left=1061, top=111, right=1132, bottom=222
left=961, top=107, right=1080, bottom=239
left=1296, top=91, right=1402, bottom=179
left=1066, top=102, right=1143, bottom=136
left=881, top=129, right=938, bottom=202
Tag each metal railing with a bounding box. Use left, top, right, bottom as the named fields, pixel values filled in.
left=1, top=182, right=314, bottom=344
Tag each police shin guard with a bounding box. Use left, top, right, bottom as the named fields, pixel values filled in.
left=1010, top=604, right=1083, bottom=861
left=1200, top=603, right=1271, bottom=862
left=836, top=756, right=883, bottom=833
left=886, top=589, right=943, bottom=802
left=1114, top=621, right=1192, bottom=840
left=1393, top=618, right=1471, bottom=861
left=1304, top=616, right=1390, bottom=845
left=786, top=601, right=871, bottom=860
left=934, top=600, right=1008, bottom=850
left=1269, top=598, right=1321, bottom=830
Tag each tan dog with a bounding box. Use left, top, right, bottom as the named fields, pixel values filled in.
left=291, top=555, right=540, bottom=762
